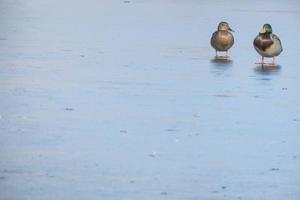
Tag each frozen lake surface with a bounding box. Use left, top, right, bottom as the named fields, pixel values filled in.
left=0, top=0, right=300, bottom=199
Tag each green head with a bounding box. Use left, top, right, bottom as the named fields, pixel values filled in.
left=260, top=24, right=272, bottom=34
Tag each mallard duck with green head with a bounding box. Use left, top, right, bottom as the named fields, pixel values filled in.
left=253, top=24, right=283, bottom=65
left=211, top=22, right=234, bottom=58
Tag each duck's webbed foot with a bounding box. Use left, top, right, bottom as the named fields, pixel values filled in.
left=255, top=57, right=267, bottom=65
left=215, top=51, right=230, bottom=59
left=255, top=61, right=267, bottom=65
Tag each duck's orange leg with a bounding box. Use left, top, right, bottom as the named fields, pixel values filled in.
left=272, top=57, right=276, bottom=65
left=255, top=56, right=267, bottom=65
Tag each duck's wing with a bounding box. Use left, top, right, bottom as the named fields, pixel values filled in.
left=253, top=34, right=274, bottom=51
left=272, top=34, right=281, bottom=42
left=210, top=31, right=218, bottom=46
left=272, top=34, right=283, bottom=48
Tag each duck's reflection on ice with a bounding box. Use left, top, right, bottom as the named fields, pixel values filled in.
left=211, top=57, right=233, bottom=65
left=254, top=64, right=281, bottom=74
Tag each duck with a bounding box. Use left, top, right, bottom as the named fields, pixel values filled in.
left=211, top=22, right=234, bottom=58
left=253, top=24, right=283, bottom=65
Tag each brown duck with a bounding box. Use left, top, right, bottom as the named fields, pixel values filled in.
left=211, top=22, right=234, bottom=58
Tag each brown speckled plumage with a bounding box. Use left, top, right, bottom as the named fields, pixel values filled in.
left=210, top=22, right=234, bottom=54
left=211, top=31, right=234, bottom=51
